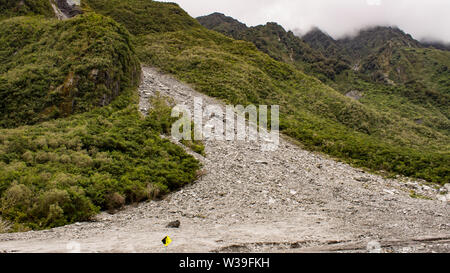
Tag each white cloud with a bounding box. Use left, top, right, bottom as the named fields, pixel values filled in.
left=160, top=0, right=450, bottom=43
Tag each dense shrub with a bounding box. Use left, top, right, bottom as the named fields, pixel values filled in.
left=83, top=0, right=200, bottom=35
left=0, top=0, right=55, bottom=20
left=0, top=90, right=202, bottom=230
left=0, top=13, right=140, bottom=128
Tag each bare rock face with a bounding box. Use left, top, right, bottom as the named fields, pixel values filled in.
left=166, top=220, right=181, bottom=228
left=51, top=0, right=83, bottom=19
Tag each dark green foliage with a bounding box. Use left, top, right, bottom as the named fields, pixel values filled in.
left=197, top=13, right=350, bottom=82
left=197, top=12, right=248, bottom=40
left=302, top=27, right=349, bottom=61
left=83, top=0, right=200, bottom=35
left=0, top=14, right=141, bottom=128
left=0, top=89, right=201, bottom=230
left=0, top=2, right=202, bottom=231
left=0, top=0, right=55, bottom=20
left=338, top=26, right=422, bottom=60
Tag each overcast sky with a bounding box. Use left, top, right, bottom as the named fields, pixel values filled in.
left=160, top=0, right=450, bottom=43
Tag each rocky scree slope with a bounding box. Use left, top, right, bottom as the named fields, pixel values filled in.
left=0, top=67, right=448, bottom=253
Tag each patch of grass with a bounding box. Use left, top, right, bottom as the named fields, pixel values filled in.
left=0, top=216, right=12, bottom=233
left=147, top=93, right=206, bottom=156
left=409, top=190, right=433, bottom=200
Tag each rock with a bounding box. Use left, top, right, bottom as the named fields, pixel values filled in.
left=444, top=184, right=450, bottom=192
left=255, top=160, right=269, bottom=165
left=166, top=220, right=181, bottom=228
left=355, top=177, right=370, bottom=182
left=383, top=189, right=396, bottom=195
left=405, top=182, right=418, bottom=190
left=437, top=194, right=450, bottom=203
left=414, top=119, right=424, bottom=125
left=51, top=0, right=83, bottom=20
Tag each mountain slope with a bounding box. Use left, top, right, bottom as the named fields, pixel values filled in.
left=196, top=14, right=449, bottom=177
left=0, top=3, right=202, bottom=231
left=0, top=14, right=141, bottom=128
left=301, top=26, right=449, bottom=132
left=0, top=0, right=55, bottom=20
left=82, top=1, right=449, bottom=183
left=82, top=0, right=200, bottom=35
left=338, top=26, right=422, bottom=61
left=197, top=13, right=350, bottom=81
left=301, top=27, right=349, bottom=61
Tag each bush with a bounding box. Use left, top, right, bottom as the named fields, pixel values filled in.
left=105, top=192, right=125, bottom=213
left=0, top=89, right=201, bottom=230
left=0, top=13, right=140, bottom=128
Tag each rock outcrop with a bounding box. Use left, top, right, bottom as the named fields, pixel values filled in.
left=50, top=0, right=82, bottom=20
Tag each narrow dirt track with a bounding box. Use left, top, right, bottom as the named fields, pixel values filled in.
left=0, top=67, right=448, bottom=253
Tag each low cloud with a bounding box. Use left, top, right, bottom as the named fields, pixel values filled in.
left=161, top=0, right=450, bottom=43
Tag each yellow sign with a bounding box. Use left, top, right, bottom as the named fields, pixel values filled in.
left=162, top=236, right=172, bottom=247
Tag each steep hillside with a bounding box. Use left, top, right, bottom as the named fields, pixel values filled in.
left=0, top=14, right=140, bottom=128
left=82, top=0, right=200, bottom=35
left=0, top=2, right=202, bottom=231
left=201, top=16, right=449, bottom=157
left=83, top=1, right=449, bottom=183
left=197, top=13, right=350, bottom=81
left=338, top=26, right=422, bottom=61
left=301, top=26, right=449, bottom=132
left=1, top=66, right=449, bottom=253
left=0, top=0, right=55, bottom=20
left=0, top=87, right=201, bottom=231
left=301, top=27, right=350, bottom=62
left=196, top=12, right=247, bottom=40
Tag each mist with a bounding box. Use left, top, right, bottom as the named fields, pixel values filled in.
left=160, top=0, right=450, bottom=43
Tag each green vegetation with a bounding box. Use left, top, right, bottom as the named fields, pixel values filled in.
left=0, top=89, right=201, bottom=231
left=197, top=13, right=350, bottom=82
left=0, top=14, right=140, bottom=128
left=409, top=190, right=433, bottom=200
left=0, top=0, right=54, bottom=20
left=0, top=2, right=202, bottom=231
left=83, top=0, right=200, bottom=35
